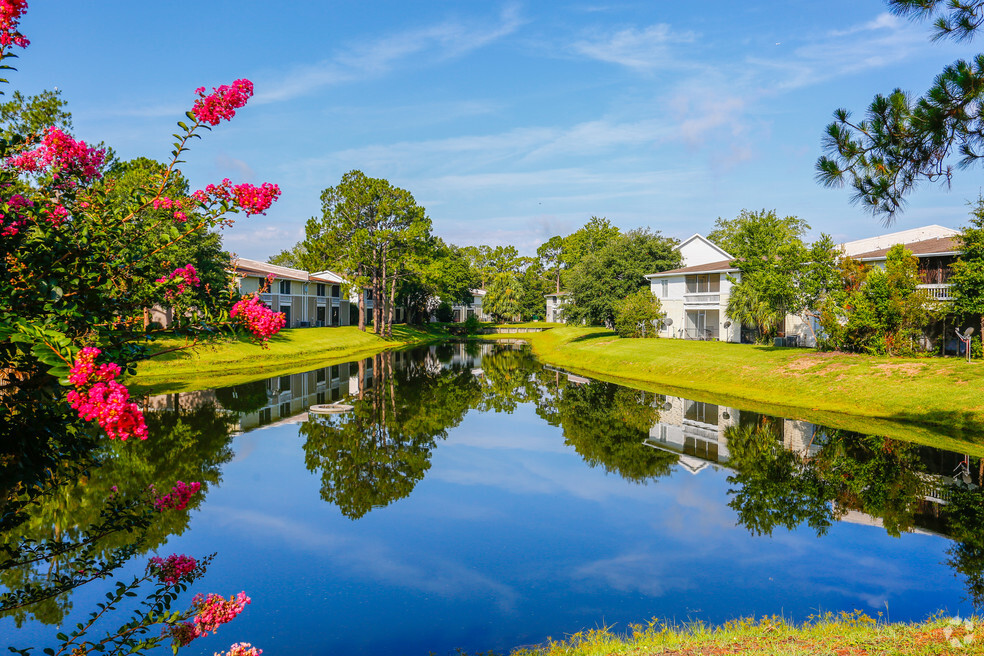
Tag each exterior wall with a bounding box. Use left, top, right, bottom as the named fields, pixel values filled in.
left=651, top=272, right=741, bottom=342
left=545, top=294, right=569, bottom=323
left=678, top=236, right=730, bottom=267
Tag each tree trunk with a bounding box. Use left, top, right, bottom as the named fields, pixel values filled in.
left=388, top=276, right=397, bottom=338
left=357, top=265, right=366, bottom=332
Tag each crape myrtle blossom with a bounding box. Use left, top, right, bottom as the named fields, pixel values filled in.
left=66, top=347, right=148, bottom=441
left=156, top=263, right=201, bottom=300
left=154, top=480, right=202, bottom=512
left=148, top=554, right=198, bottom=586
left=153, top=195, right=192, bottom=222
left=192, top=79, right=253, bottom=126
left=165, top=592, right=251, bottom=647
left=7, top=126, right=106, bottom=182
left=0, top=0, right=28, bottom=48
left=192, top=178, right=281, bottom=217
left=216, top=643, right=262, bottom=656
left=230, top=294, right=286, bottom=341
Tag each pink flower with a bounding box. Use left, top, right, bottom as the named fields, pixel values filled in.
left=154, top=481, right=202, bottom=512
left=164, top=621, right=198, bottom=647
left=192, top=178, right=280, bottom=216
left=164, top=591, right=251, bottom=648
left=231, top=182, right=280, bottom=215
left=156, top=263, right=201, bottom=300
left=230, top=294, right=286, bottom=341
left=0, top=0, right=29, bottom=49
left=192, top=79, right=253, bottom=126
left=67, top=347, right=147, bottom=441
left=7, top=126, right=105, bottom=181
left=215, top=643, right=262, bottom=656
left=191, top=592, right=251, bottom=637
left=148, top=554, right=198, bottom=586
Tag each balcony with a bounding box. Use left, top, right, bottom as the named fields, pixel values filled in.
left=918, top=283, right=953, bottom=301
left=683, top=293, right=721, bottom=306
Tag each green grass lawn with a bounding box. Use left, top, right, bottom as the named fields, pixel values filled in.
left=491, top=326, right=984, bottom=453
left=131, top=324, right=447, bottom=394
left=506, top=613, right=981, bottom=655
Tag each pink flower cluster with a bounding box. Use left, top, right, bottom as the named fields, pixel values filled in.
left=215, top=643, right=262, bottom=656
left=7, top=126, right=105, bottom=182
left=0, top=193, right=33, bottom=236
left=232, top=182, right=281, bottom=216
left=165, top=592, right=251, bottom=647
left=155, top=263, right=201, bottom=300
left=66, top=347, right=148, bottom=441
left=154, top=480, right=202, bottom=512
left=192, top=79, right=253, bottom=126
left=0, top=0, right=28, bottom=48
left=230, top=294, right=286, bottom=341
left=148, top=553, right=198, bottom=586
left=191, top=178, right=281, bottom=216
left=152, top=196, right=191, bottom=222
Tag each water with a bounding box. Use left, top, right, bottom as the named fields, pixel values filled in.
left=3, top=342, right=981, bottom=654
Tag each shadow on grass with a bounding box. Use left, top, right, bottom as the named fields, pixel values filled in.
left=569, top=331, right=617, bottom=343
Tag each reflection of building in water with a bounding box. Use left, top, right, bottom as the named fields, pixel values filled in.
left=144, top=341, right=515, bottom=434
left=644, top=395, right=819, bottom=474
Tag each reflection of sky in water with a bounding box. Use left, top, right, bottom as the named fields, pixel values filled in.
left=120, top=401, right=969, bottom=656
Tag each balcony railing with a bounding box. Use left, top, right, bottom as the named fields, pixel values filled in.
left=918, top=283, right=953, bottom=301
left=683, top=293, right=721, bottom=305
left=684, top=328, right=719, bottom=341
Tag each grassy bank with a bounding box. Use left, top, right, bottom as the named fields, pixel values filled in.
left=505, top=613, right=980, bottom=655
left=492, top=327, right=984, bottom=453
left=132, top=324, right=447, bottom=394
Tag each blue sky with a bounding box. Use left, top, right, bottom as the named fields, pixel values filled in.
left=14, top=1, right=984, bottom=260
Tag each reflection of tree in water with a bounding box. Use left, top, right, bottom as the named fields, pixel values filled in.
left=725, top=419, right=984, bottom=606
left=725, top=421, right=837, bottom=537
left=551, top=381, right=677, bottom=484
left=301, top=350, right=482, bottom=520
left=214, top=379, right=270, bottom=414
left=0, top=398, right=235, bottom=626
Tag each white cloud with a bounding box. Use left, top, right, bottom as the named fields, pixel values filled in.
left=254, top=5, right=525, bottom=104
left=572, top=23, right=697, bottom=71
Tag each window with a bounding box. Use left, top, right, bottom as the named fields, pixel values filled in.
left=685, top=274, right=720, bottom=294
left=661, top=280, right=668, bottom=297
left=365, top=288, right=373, bottom=300
left=331, top=285, right=340, bottom=298
left=316, top=283, right=326, bottom=297
left=316, top=368, right=326, bottom=383
left=279, top=279, right=291, bottom=295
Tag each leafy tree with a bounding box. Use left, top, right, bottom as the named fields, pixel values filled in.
left=515, top=258, right=549, bottom=320
left=951, top=197, right=984, bottom=341
left=398, top=239, right=476, bottom=324
left=0, top=89, right=73, bottom=142
left=561, top=216, right=621, bottom=274
left=537, top=235, right=565, bottom=293
left=613, top=287, right=664, bottom=338
left=480, top=246, right=526, bottom=322
left=818, top=245, right=933, bottom=354
left=816, top=0, right=984, bottom=220
left=565, top=228, right=680, bottom=327
left=717, top=210, right=837, bottom=343
left=302, top=170, right=431, bottom=336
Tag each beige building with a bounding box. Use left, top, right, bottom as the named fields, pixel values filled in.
left=233, top=258, right=351, bottom=328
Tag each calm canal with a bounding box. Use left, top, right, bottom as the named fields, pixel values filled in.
left=3, top=341, right=981, bottom=654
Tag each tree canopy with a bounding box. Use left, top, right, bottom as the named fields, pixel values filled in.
left=816, top=0, right=984, bottom=220
left=564, top=228, right=680, bottom=327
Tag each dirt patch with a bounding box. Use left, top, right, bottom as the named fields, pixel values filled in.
left=785, top=358, right=824, bottom=372
left=873, top=363, right=928, bottom=377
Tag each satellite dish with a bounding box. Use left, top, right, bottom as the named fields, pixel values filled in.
left=965, top=327, right=976, bottom=337
left=723, top=320, right=732, bottom=328
left=662, top=401, right=673, bottom=412
left=664, top=318, right=673, bottom=327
